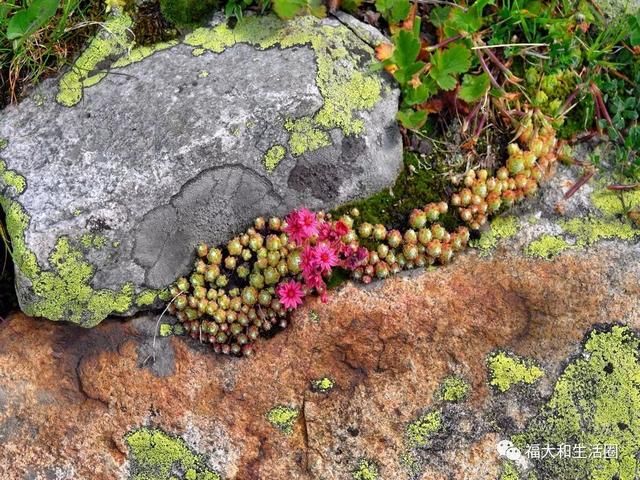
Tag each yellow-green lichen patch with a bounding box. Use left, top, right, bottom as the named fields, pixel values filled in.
left=406, top=409, right=443, bottom=448
left=266, top=405, right=299, bottom=434
left=487, top=351, right=544, bottom=393
left=0, top=165, right=137, bottom=325
left=499, top=461, right=520, bottom=480
left=284, top=117, right=331, bottom=156
left=125, top=427, right=221, bottom=480
left=28, top=237, right=135, bottom=325
left=263, top=145, right=286, bottom=172
left=57, top=14, right=133, bottom=107
left=57, top=14, right=180, bottom=107
left=159, top=323, right=174, bottom=336
left=136, top=289, right=159, bottom=307
left=560, top=217, right=639, bottom=246
left=111, top=40, right=179, bottom=69
left=472, top=215, right=519, bottom=253
left=80, top=233, right=107, bottom=249
left=352, top=459, right=379, bottom=480
left=437, top=375, right=470, bottom=403
left=311, top=376, right=335, bottom=393
left=184, top=15, right=383, bottom=156
left=514, top=325, right=640, bottom=479
left=0, top=160, right=27, bottom=194
left=525, top=234, right=571, bottom=259
left=591, top=186, right=640, bottom=216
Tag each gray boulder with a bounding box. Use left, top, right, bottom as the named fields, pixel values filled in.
left=0, top=13, right=402, bottom=326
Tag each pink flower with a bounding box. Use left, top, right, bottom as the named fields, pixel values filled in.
left=313, top=243, right=338, bottom=273
left=276, top=280, right=305, bottom=310
left=284, top=208, right=318, bottom=244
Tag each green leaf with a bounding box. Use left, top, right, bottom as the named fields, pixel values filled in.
left=391, top=28, right=421, bottom=69
left=430, top=6, right=451, bottom=27
left=442, top=0, right=494, bottom=36
left=375, top=0, right=410, bottom=23
left=429, top=43, right=472, bottom=90
left=403, top=78, right=438, bottom=106
left=272, top=0, right=307, bottom=19
left=628, top=13, right=640, bottom=46
left=6, top=0, right=59, bottom=41
left=391, top=60, right=424, bottom=85
left=397, top=109, right=427, bottom=129
left=458, top=73, right=490, bottom=102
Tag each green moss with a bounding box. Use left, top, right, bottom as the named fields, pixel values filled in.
left=560, top=217, right=639, bottom=245
left=591, top=187, right=640, bottom=216
left=514, top=326, right=640, bottom=479
left=125, top=427, right=221, bottom=480
left=472, top=216, right=519, bottom=253
left=406, top=410, right=443, bottom=448
left=333, top=153, right=451, bottom=229
left=311, top=377, right=335, bottom=393
left=159, top=0, right=220, bottom=26
left=487, top=351, right=544, bottom=393
left=136, top=290, right=159, bottom=307
left=437, top=375, right=470, bottom=403
left=352, top=459, right=379, bottom=480
left=525, top=234, right=571, bottom=259
left=0, top=138, right=7, bottom=150
left=262, top=145, right=286, bottom=172
left=266, top=405, right=299, bottom=434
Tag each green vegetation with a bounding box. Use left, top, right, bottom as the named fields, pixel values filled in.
left=487, top=351, right=544, bottom=393
left=126, top=428, right=221, bottom=480
left=472, top=216, right=519, bottom=253
left=159, top=0, right=221, bottom=25
left=1, top=0, right=105, bottom=108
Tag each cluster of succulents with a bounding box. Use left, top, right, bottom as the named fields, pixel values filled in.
left=168, top=109, right=562, bottom=356
left=451, top=110, right=559, bottom=230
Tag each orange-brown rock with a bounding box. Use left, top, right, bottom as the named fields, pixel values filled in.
left=0, top=244, right=638, bottom=479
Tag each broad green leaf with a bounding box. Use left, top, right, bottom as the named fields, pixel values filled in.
left=403, top=78, right=438, bottom=106
left=376, top=0, right=410, bottom=23
left=390, top=0, right=410, bottom=23
left=430, top=6, right=451, bottom=27
left=272, top=0, right=307, bottom=19
left=6, top=0, right=59, bottom=40
left=429, top=43, right=472, bottom=90
left=392, top=60, right=424, bottom=85
left=391, top=28, right=421, bottom=69
left=397, top=109, right=427, bottom=129
left=458, top=73, right=490, bottom=102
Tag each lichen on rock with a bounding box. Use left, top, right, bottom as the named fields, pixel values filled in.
left=487, top=351, right=544, bottom=393
left=513, top=325, right=640, bottom=479
left=437, top=375, right=470, bottom=403
left=266, top=405, right=299, bottom=434
left=406, top=409, right=443, bottom=448
left=352, top=459, right=379, bottom=480
left=125, top=428, right=221, bottom=480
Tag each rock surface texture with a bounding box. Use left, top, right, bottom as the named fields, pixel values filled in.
left=0, top=167, right=639, bottom=480
left=0, top=13, right=401, bottom=326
